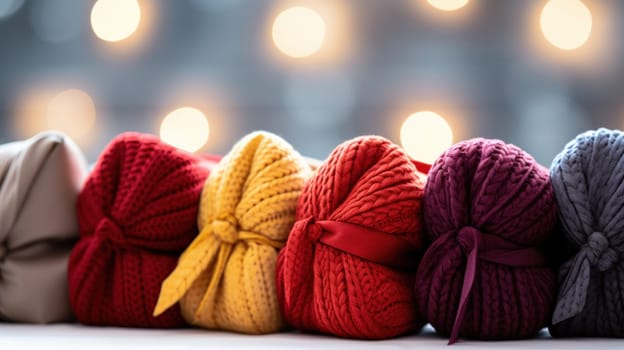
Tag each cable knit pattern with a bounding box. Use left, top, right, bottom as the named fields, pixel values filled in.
left=154, top=131, right=313, bottom=334
left=550, top=128, right=624, bottom=337
left=0, top=131, right=87, bottom=323
left=415, top=138, right=557, bottom=343
left=68, top=132, right=218, bottom=328
left=276, top=136, right=427, bottom=339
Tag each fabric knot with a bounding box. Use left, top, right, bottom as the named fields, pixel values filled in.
left=95, top=217, right=130, bottom=248
left=585, top=232, right=618, bottom=272
left=449, top=226, right=547, bottom=344
left=552, top=231, right=619, bottom=325
left=212, top=217, right=239, bottom=244
left=457, top=226, right=482, bottom=256
left=292, top=217, right=321, bottom=243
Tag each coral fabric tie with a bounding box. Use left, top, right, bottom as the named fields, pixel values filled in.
left=449, top=226, right=546, bottom=345
left=315, top=220, right=421, bottom=270
left=153, top=218, right=284, bottom=319
left=551, top=231, right=619, bottom=324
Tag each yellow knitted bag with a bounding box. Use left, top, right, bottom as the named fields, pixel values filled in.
left=154, top=131, right=313, bottom=333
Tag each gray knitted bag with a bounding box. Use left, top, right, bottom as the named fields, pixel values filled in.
left=549, top=128, right=624, bottom=337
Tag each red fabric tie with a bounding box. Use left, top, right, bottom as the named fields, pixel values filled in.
left=411, top=159, right=432, bottom=175
left=314, top=220, right=420, bottom=270
left=449, top=226, right=546, bottom=345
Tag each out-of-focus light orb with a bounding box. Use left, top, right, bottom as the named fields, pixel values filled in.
left=91, top=0, right=141, bottom=42
left=272, top=6, right=326, bottom=58
left=0, top=0, right=24, bottom=20
left=400, top=111, right=453, bottom=164
left=46, top=89, right=96, bottom=139
left=427, top=0, right=469, bottom=11
left=160, top=107, right=210, bottom=152
left=540, top=0, right=592, bottom=50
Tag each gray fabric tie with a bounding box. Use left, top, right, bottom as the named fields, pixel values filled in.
left=552, top=232, right=619, bottom=324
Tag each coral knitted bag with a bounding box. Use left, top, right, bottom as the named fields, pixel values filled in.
left=154, top=131, right=313, bottom=334
left=415, top=138, right=557, bottom=344
left=68, top=132, right=218, bottom=327
left=550, top=128, right=624, bottom=337
left=276, top=136, right=428, bottom=339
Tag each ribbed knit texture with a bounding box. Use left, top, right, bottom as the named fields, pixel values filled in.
left=68, top=132, right=218, bottom=328
left=549, top=128, right=624, bottom=337
left=154, top=131, right=312, bottom=334
left=415, top=138, right=557, bottom=341
left=276, top=136, right=427, bottom=339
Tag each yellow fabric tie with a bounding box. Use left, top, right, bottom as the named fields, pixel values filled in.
left=154, top=131, right=312, bottom=334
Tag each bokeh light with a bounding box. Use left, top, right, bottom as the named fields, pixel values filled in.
left=540, top=0, right=592, bottom=50
left=160, top=107, right=210, bottom=152
left=272, top=6, right=326, bottom=58
left=427, top=0, right=469, bottom=12
left=91, top=0, right=141, bottom=42
left=400, top=111, right=453, bottom=164
left=46, top=89, right=97, bottom=139
left=0, top=0, right=24, bottom=21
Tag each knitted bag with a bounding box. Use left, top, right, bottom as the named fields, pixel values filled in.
left=0, top=131, right=87, bottom=323
left=68, top=132, right=218, bottom=327
left=415, top=138, right=557, bottom=344
left=154, top=131, right=313, bottom=334
left=550, top=128, right=624, bottom=337
left=276, top=136, right=428, bottom=339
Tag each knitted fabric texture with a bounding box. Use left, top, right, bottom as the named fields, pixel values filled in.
left=549, top=128, right=624, bottom=337
left=154, top=131, right=312, bottom=334
left=276, top=136, right=427, bottom=339
left=68, top=132, right=218, bottom=328
left=0, top=131, right=87, bottom=323
left=415, top=138, right=557, bottom=343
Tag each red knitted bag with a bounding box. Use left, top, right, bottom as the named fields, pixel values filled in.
left=68, top=132, right=219, bottom=327
left=276, top=136, right=428, bottom=339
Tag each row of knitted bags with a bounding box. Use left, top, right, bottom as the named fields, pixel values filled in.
left=0, top=128, right=622, bottom=344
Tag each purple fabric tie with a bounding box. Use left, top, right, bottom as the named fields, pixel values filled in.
left=449, top=226, right=547, bottom=345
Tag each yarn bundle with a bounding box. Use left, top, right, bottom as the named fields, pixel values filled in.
left=68, top=132, right=218, bottom=327
left=415, top=138, right=557, bottom=344
left=276, top=136, right=427, bottom=339
left=0, top=131, right=87, bottom=323
left=550, top=128, right=624, bottom=337
left=154, top=131, right=313, bottom=334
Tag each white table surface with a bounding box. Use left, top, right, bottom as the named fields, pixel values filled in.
left=1, top=324, right=622, bottom=349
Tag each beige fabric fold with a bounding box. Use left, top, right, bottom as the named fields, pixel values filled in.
left=0, top=131, right=87, bottom=323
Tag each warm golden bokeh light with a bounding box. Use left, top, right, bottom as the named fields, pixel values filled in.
left=91, top=0, right=141, bottom=42
left=400, top=111, right=453, bottom=164
left=46, top=89, right=96, bottom=139
left=272, top=6, right=326, bottom=58
left=540, top=0, right=592, bottom=50
left=160, top=107, right=210, bottom=152
left=427, top=0, right=469, bottom=11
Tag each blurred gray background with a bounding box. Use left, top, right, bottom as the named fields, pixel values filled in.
left=0, top=0, right=622, bottom=165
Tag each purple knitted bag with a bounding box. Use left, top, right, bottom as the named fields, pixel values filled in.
left=415, top=138, right=558, bottom=344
